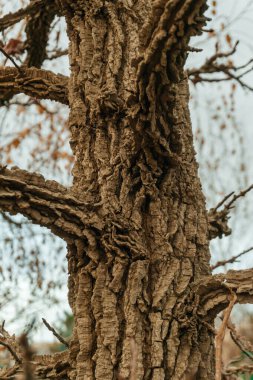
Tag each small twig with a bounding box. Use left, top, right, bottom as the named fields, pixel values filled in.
left=0, top=320, right=22, bottom=364
left=46, top=48, right=68, bottom=60
left=214, top=192, right=234, bottom=212
left=0, top=46, right=22, bottom=72
left=209, top=185, right=253, bottom=239
left=215, top=294, right=237, bottom=380
left=42, top=318, right=69, bottom=348
left=225, top=184, right=253, bottom=210
left=230, top=332, right=253, bottom=361
left=213, top=192, right=234, bottom=212
left=211, top=246, right=253, bottom=270
left=214, top=185, right=253, bottom=213
left=0, top=340, right=21, bottom=364
left=1, top=320, right=5, bottom=330
left=188, top=41, right=253, bottom=91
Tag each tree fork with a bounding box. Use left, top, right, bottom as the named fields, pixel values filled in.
left=0, top=0, right=253, bottom=379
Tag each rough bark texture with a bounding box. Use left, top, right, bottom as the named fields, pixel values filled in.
left=0, top=67, right=68, bottom=105
left=0, top=0, right=59, bottom=32
left=24, top=0, right=58, bottom=68
left=61, top=1, right=213, bottom=379
left=1, top=0, right=252, bottom=379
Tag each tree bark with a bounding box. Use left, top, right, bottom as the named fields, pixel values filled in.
left=61, top=1, right=213, bottom=379
left=0, top=1, right=253, bottom=379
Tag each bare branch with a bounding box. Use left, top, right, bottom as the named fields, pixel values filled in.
left=226, top=319, right=253, bottom=360
left=0, top=0, right=60, bottom=32
left=0, top=46, right=21, bottom=72
left=25, top=1, right=59, bottom=68
left=230, top=332, right=253, bottom=361
left=0, top=165, right=103, bottom=240
left=214, top=191, right=235, bottom=212
left=212, top=247, right=253, bottom=270
left=137, top=0, right=209, bottom=101
left=188, top=41, right=253, bottom=91
left=0, top=322, right=22, bottom=364
left=208, top=185, right=253, bottom=240
left=46, top=49, right=68, bottom=61
left=0, top=66, right=68, bottom=105
left=42, top=318, right=69, bottom=348
left=0, top=340, right=22, bottom=364
left=0, top=350, right=70, bottom=379
left=194, top=268, right=253, bottom=319
left=215, top=294, right=237, bottom=380
left=225, top=184, right=253, bottom=210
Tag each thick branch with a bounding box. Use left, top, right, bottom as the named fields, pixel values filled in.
left=25, top=1, right=58, bottom=68
left=211, top=246, right=253, bottom=270
left=137, top=0, right=209, bottom=100
left=0, top=165, right=103, bottom=240
left=0, top=66, right=68, bottom=105
left=0, top=0, right=60, bottom=32
left=195, top=269, right=253, bottom=319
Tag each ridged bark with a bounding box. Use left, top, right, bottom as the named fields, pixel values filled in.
left=1, top=1, right=253, bottom=379
left=62, top=1, right=213, bottom=379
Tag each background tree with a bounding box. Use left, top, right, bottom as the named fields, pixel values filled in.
left=0, top=1, right=253, bottom=379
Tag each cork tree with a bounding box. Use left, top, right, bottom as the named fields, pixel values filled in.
left=0, top=1, right=253, bottom=379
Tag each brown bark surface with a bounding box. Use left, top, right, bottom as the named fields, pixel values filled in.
left=1, top=1, right=252, bottom=379
left=63, top=1, right=212, bottom=379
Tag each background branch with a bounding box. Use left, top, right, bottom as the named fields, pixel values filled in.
left=188, top=41, right=253, bottom=91
left=0, top=0, right=60, bottom=32
left=25, top=1, right=59, bottom=68
left=0, top=66, right=68, bottom=105
left=211, top=247, right=253, bottom=270
left=208, top=185, right=253, bottom=240
left=42, top=318, right=69, bottom=348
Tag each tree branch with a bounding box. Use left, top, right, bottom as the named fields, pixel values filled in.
left=0, top=321, right=70, bottom=379
left=188, top=41, right=253, bottom=91
left=195, top=269, right=253, bottom=320
left=0, top=46, right=21, bottom=72
left=0, top=66, right=68, bottom=105
left=137, top=0, right=209, bottom=100
left=0, top=322, right=22, bottom=365
left=0, top=350, right=70, bottom=379
left=0, top=0, right=60, bottom=32
left=42, top=318, right=69, bottom=348
left=0, top=165, right=103, bottom=240
left=25, top=1, right=59, bottom=68
left=211, top=246, right=253, bottom=270
left=208, top=185, right=253, bottom=240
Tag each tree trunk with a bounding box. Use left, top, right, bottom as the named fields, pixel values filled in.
left=62, top=1, right=212, bottom=379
